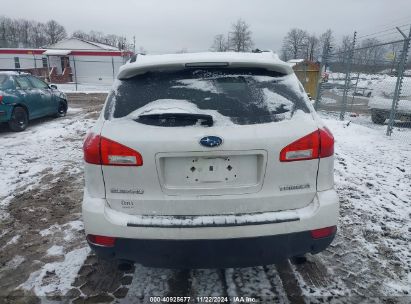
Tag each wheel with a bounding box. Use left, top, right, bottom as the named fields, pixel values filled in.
left=8, top=106, right=28, bottom=132
left=55, top=100, right=68, bottom=118
left=366, top=92, right=372, bottom=97
left=371, top=111, right=386, bottom=124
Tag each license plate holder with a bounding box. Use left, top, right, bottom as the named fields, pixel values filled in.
left=189, top=157, right=237, bottom=183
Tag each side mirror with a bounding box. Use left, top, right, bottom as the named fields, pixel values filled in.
left=50, top=84, right=58, bottom=89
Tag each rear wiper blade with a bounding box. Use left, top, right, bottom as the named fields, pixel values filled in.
left=136, top=113, right=214, bottom=127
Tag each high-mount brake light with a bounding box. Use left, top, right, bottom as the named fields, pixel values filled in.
left=280, top=128, right=334, bottom=162
left=185, top=62, right=229, bottom=68
left=83, top=133, right=143, bottom=166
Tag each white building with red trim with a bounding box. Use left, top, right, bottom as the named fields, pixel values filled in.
left=0, top=38, right=133, bottom=84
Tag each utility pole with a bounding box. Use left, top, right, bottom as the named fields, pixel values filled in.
left=133, top=36, right=136, bottom=54
left=386, top=25, right=411, bottom=136
left=340, top=31, right=357, bottom=121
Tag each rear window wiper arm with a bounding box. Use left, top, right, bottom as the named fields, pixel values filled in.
left=136, top=113, right=214, bottom=127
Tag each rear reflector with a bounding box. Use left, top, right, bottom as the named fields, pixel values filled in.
left=310, top=226, right=337, bottom=239
left=87, top=234, right=116, bottom=247
left=83, top=133, right=143, bottom=166
left=280, top=127, right=334, bottom=162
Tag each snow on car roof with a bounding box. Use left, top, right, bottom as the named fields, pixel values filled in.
left=117, top=52, right=294, bottom=80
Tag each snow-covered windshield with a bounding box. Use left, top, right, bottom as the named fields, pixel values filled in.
left=104, top=68, right=310, bottom=125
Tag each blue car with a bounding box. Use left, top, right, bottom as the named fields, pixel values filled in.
left=0, top=72, right=68, bottom=131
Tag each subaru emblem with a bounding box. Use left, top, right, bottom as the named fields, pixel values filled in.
left=199, top=136, right=223, bottom=148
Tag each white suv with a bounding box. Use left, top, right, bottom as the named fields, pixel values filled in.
left=82, top=52, right=338, bottom=268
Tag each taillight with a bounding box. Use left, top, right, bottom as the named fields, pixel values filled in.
left=100, top=137, right=143, bottom=166
left=279, top=127, right=334, bottom=162
left=87, top=234, right=116, bottom=247
left=83, top=133, right=101, bottom=164
left=319, top=127, right=334, bottom=158
left=311, top=226, right=337, bottom=239
left=83, top=133, right=143, bottom=166
left=0, top=95, right=3, bottom=104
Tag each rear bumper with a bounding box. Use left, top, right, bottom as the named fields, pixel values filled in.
left=88, top=230, right=336, bottom=268
left=83, top=189, right=339, bottom=267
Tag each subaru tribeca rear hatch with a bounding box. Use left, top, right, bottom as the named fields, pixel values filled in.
left=82, top=52, right=338, bottom=268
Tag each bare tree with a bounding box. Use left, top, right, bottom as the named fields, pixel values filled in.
left=355, top=38, right=386, bottom=72
left=319, top=29, right=334, bottom=54
left=229, top=19, right=254, bottom=52
left=282, top=28, right=308, bottom=59
left=336, top=35, right=352, bottom=64
left=17, top=19, right=31, bottom=47
left=73, top=30, right=133, bottom=50
left=210, top=34, right=228, bottom=52
left=44, top=20, right=67, bottom=44
left=72, top=30, right=88, bottom=40
left=306, top=34, right=319, bottom=61
left=0, top=15, right=133, bottom=50
left=280, top=46, right=290, bottom=61
left=29, top=22, right=47, bottom=48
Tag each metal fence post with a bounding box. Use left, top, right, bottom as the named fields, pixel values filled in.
left=314, top=43, right=330, bottom=110
left=111, top=57, right=115, bottom=81
left=340, top=31, right=357, bottom=120
left=386, top=25, right=411, bottom=136
left=72, top=56, right=78, bottom=91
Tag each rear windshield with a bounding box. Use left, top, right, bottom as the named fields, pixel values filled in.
left=104, top=68, right=310, bottom=125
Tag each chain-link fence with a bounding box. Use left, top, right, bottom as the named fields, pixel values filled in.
left=315, top=27, right=411, bottom=140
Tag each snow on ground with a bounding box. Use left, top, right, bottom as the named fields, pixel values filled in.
left=308, top=112, right=411, bottom=298
left=46, top=245, right=64, bottom=256
left=0, top=102, right=97, bottom=299
left=51, top=82, right=111, bottom=93
left=20, top=246, right=90, bottom=296
left=0, top=108, right=95, bottom=219
left=121, top=265, right=174, bottom=303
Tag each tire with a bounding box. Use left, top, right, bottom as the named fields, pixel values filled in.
left=366, top=92, right=372, bottom=97
left=55, top=100, right=68, bottom=118
left=371, top=111, right=386, bottom=124
left=8, top=106, right=28, bottom=132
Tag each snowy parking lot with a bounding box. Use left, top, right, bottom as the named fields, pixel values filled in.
left=0, top=94, right=410, bottom=303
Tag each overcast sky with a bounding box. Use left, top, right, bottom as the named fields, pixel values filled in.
left=2, top=0, right=411, bottom=53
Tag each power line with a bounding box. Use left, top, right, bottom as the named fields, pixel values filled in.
left=356, top=31, right=406, bottom=46
left=356, top=15, right=411, bottom=33
left=329, top=39, right=405, bottom=57
left=357, top=23, right=411, bottom=39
